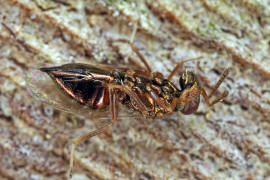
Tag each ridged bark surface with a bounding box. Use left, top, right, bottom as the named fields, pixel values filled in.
left=1, top=0, right=270, bottom=179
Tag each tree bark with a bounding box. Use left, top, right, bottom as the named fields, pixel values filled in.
left=0, top=0, right=270, bottom=179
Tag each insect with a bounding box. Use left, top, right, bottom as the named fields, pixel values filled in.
left=29, top=39, right=229, bottom=178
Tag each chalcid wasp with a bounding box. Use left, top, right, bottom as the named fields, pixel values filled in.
left=27, top=39, right=229, bottom=178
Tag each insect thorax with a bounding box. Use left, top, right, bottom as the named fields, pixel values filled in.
left=117, top=73, right=181, bottom=118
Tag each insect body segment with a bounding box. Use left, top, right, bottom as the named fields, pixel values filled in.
left=177, top=71, right=201, bottom=114
left=40, top=64, right=113, bottom=109
left=119, top=71, right=180, bottom=117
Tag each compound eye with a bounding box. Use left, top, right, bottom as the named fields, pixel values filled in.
left=179, top=71, right=195, bottom=90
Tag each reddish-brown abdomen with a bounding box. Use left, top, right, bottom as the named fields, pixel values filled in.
left=40, top=63, right=113, bottom=109
left=89, top=87, right=110, bottom=109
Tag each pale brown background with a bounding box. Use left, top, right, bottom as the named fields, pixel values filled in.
left=1, top=0, right=270, bottom=180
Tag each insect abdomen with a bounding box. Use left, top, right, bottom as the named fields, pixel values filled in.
left=40, top=64, right=112, bottom=109
left=86, top=87, right=110, bottom=109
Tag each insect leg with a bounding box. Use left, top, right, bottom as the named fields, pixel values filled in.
left=126, top=23, right=151, bottom=73
left=200, top=68, right=229, bottom=106
left=109, top=88, right=119, bottom=122
left=149, top=91, right=172, bottom=112
left=67, top=91, right=119, bottom=178
left=168, top=57, right=203, bottom=80
left=130, top=22, right=138, bottom=43
left=107, top=84, right=150, bottom=114
left=128, top=42, right=152, bottom=72
left=112, top=39, right=152, bottom=73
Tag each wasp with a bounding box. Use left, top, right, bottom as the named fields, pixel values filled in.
left=35, top=39, right=229, bottom=178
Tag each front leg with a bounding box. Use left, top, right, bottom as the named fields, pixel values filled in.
left=167, top=56, right=203, bottom=80
left=201, top=68, right=229, bottom=106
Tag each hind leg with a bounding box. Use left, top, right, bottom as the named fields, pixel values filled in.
left=67, top=89, right=119, bottom=178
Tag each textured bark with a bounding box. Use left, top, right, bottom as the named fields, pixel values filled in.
left=1, top=0, right=270, bottom=179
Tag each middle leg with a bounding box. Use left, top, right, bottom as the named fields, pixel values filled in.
left=107, top=84, right=150, bottom=114
left=114, top=39, right=152, bottom=73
